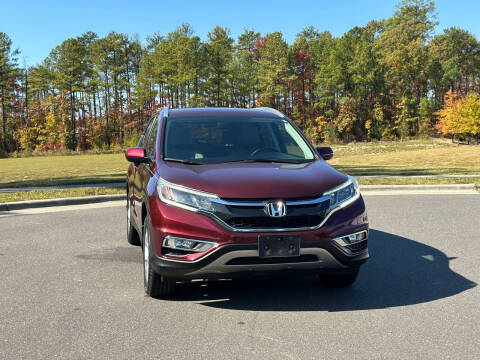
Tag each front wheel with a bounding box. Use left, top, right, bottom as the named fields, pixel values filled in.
left=319, top=269, right=359, bottom=287
left=143, top=216, right=175, bottom=298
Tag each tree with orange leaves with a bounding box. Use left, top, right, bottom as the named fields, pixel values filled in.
left=435, top=90, right=480, bottom=142
left=435, top=90, right=458, bottom=137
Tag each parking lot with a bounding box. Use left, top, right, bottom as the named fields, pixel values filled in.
left=1, top=194, right=479, bottom=359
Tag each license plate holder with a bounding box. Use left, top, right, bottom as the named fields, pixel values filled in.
left=258, top=235, right=300, bottom=258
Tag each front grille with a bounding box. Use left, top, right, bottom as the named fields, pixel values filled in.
left=226, top=255, right=318, bottom=265
left=212, top=195, right=331, bottom=231
left=225, top=215, right=324, bottom=229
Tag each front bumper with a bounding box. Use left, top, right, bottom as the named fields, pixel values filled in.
left=151, top=244, right=368, bottom=280
left=147, top=194, right=369, bottom=280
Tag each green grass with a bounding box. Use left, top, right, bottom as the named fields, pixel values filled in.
left=0, top=153, right=126, bottom=187
left=0, top=187, right=125, bottom=203
left=0, top=139, right=478, bottom=188
left=328, top=139, right=480, bottom=176
left=357, top=177, right=479, bottom=185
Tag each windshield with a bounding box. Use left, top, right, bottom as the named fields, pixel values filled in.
left=163, top=116, right=315, bottom=164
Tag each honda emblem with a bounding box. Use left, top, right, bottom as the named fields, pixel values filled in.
left=265, top=201, right=287, bottom=217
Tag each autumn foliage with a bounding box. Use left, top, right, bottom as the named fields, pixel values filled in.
left=1, top=1, right=480, bottom=157
left=435, top=91, right=480, bottom=141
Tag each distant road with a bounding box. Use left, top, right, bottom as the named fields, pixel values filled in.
left=0, top=194, right=479, bottom=359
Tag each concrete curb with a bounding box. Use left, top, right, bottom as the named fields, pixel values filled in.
left=0, top=194, right=125, bottom=212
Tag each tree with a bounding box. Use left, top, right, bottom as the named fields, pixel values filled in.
left=0, top=32, right=19, bottom=152
left=377, top=0, right=437, bottom=135
left=436, top=91, right=480, bottom=142
left=429, top=27, right=480, bottom=101
left=235, top=29, right=260, bottom=107
left=3, top=2, right=480, bottom=154
left=310, top=31, right=339, bottom=121
left=289, top=35, right=313, bottom=126
left=205, top=26, right=233, bottom=106
left=256, top=32, right=289, bottom=110
left=49, top=37, right=89, bottom=149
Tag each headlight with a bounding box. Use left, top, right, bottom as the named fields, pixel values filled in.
left=324, top=176, right=360, bottom=209
left=157, top=178, right=219, bottom=212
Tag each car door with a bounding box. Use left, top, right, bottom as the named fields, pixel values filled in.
left=134, top=115, right=159, bottom=226
left=127, top=136, right=143, bottom=231
left=131, top=117, right=154, bottom=227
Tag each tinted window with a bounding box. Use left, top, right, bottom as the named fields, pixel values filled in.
left=163, top=116, right=314, bottom=164
left=139, top=116, right=155, bottom=148
left=145, top=115, right=159, bottom=157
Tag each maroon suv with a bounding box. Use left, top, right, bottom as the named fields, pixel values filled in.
left=125, top=107, right=369, bottom=298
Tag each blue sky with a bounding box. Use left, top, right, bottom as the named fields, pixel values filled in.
left=2, top=0, right=480, bottom=66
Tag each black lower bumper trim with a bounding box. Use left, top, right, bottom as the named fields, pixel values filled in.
left=151, top=241, right=369, bottom=279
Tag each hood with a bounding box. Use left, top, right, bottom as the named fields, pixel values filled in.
left=157, top=160, right=348, bottom=199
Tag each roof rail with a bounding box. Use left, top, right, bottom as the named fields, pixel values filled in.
left=256, top=107, right=285, bottom=118
left=163, top=106, right=169, bottom=118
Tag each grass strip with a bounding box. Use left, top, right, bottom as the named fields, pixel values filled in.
left=0, top=140, right=478, bottom=188
left=0, top=187, right=125, bottom=203
left=357, top=177, right=479, bottom=185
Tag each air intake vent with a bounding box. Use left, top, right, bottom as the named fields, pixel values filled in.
left=226, top=255, right=318, bottom=265
left=225, top=215, right=324, bottom=229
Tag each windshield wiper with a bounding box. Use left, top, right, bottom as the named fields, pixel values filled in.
left=225, top=159, right=311, bottom=164
left=163, top=158, right=205, bottom=165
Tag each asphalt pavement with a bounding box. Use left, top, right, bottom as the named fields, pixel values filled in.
left=0, top=194, right=479, bottom=359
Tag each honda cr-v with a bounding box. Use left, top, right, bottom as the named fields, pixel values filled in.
left=125, top=107, right=368, bottom=298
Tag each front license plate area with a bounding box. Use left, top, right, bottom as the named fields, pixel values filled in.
left=258, top=235, right=300, bottom=258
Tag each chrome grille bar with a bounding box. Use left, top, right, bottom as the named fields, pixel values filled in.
left=211, top=195, right=331, bottom=207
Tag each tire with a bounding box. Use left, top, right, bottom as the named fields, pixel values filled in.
left=126, top=198, right=140, bottom=246
left=320, top=269, right=359, bottom=287
left=142, top=216, right=175, bottom=298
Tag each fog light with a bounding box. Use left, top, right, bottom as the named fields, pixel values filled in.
left=334, top=230, right=368, bottom=246
left=346, top=231, right=367, bottom=243
left=163, top=236, right=217, bottom=253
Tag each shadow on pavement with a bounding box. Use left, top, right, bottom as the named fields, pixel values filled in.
left=0, top=173, right=124, bottom=189
left=76, top=229, right=476, bottom=311
left=170, top=229, right=477, bottom=311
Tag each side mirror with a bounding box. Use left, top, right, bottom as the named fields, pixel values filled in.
left=125, top=147, right=148, bottom=164
left=315, top=146, right=334, bottom=160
